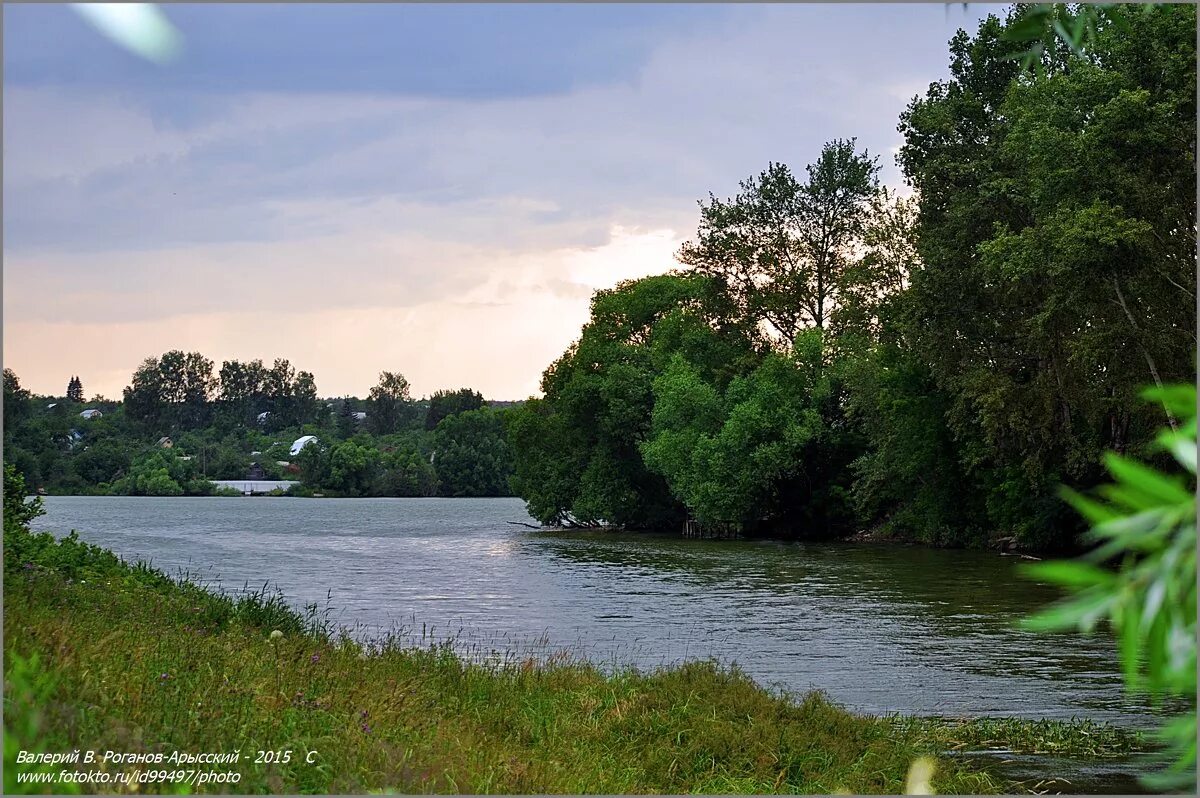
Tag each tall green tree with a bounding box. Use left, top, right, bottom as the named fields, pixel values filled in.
left=123, top=356, right=167, bottom=430
left=433, top=408, right=513, bottom=497
left=678, top=140, right=880, bottom=342
left=893, top=5, right=1195, bottom=547
left=367, top=371, right=415, bottom=436
left=217, top=358, right=266, bottom=426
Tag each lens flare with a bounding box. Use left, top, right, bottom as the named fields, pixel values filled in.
left=70, top=3, right=183, bottom=64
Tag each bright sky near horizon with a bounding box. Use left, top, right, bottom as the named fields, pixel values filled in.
left=3, top=3, right=997, bottom=401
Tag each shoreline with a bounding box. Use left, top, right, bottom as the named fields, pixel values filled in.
left=30, top=493, right=1059, bottom=559
left=5, top=519, right=1156, bottom=794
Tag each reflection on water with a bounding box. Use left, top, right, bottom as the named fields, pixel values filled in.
left=30, top=496, right=1159, bottom=725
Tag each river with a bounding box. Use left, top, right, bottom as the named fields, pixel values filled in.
left=29, top=495, right=1158, bottom=727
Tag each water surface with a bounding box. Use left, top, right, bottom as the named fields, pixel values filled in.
left=30, top=495, right=1156, bottom=725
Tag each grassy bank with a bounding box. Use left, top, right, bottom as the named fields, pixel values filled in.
left=4, top=524, right=1144, bottom=795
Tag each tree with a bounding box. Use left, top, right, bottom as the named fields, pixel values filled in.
left=833, top=188, right=919, bottom=340
left=892, top=5, right=1195, bottom=547
left=217, top=358, right=266, bottom=426
left=3, top=463, right=43, bottom=535
left=243, top=358, right=320, bottom=429
left=327, top=440, right=381, bottom=496
left=66, top=376, right=84, bottom=403
left=161, top=350, right=217, bottom=428
left=373, top=447, right=438, bottom=497
left=108, top=450, right=192, bottom=496
left=433, top=408, right=513, bottom=497
left=295, top=440, right=331, bottom=489
left=3, top=369, right=31, bottom=442
left=367, top=371, right=415, bottom=436
left=336, top=397, right=358, bottom=439
left=642, top=330, right=860, bottom=536
left=678, top=141, right=880, bottom=343
left=292, top=370, right=319, bottom=427
left=72, top=439, right=134, bottom=486
left=425, top=388, right=485, bottom=430
left=844, top=343, right=985, bottom=545
left=509, top=273, right=760, bottom=528
left=123, top=351, right=216, bottom=431
left=123, top=357, right=167, bottom=429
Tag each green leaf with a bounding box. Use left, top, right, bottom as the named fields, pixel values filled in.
left=1142, top=579, right=1167, bottom=627
left=1051, top=18, right=1083, bottom=56
left=1141, top=384, right=1196, bottom=419
left=1058, top=486, right=1119, bottom=524
left=1022, top=591, right=1114, bottom=633
left=1119, top=598, right=1142, bottom=691
left=1020, top=560, right=1116, bottom=588
left=1162, top=435, right=1198, bottom=473
left=1104, top=453, right=1192, bottom=505
left=1003, top=8, right=1052, bottom=42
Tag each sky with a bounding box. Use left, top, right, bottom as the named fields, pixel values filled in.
left=3, top=3, right=999, bottom=401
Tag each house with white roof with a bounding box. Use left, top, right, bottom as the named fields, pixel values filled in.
left=289, top=435, right=319, bottom=456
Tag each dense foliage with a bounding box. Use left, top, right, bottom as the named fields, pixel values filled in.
left=3, top=362, right=515, bottom=500
left=509, top=5, right=1196, bottom=551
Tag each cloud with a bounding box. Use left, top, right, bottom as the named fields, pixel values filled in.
left=3, top=3, right=991, bottom=398
left=4, top=225, right=683, bottom=399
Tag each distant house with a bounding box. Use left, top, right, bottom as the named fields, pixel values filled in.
left=289, top=435, right=319, bottom=456
left=157, top=436, right=173, bottom=448
left=352, top=411, right=367, bottom=423
left=257, top=411, right=271, bottom=425
left=46, top=402, right=58, bottom=409
left=79, top=409, right=103, bottom=420
left=246, top=462, right=267, bottom=480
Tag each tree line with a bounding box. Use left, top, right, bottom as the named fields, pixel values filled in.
left=507, top=6, right=1196, bottom=551
left=3, top=361, right=516, bottom=500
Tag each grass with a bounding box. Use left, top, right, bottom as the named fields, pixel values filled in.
left=888, top=716, right=1146, bottom=758
left=3, top=522, right=1145, bottom=794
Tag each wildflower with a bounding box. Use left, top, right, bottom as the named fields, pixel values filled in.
left=361, top=723, right=371, bottom=734
left=360, top=709, right=369, bottom=719
left=269, top=630, right=283, bottom=641
left=310, top=653, right=321, bottom=663
left=160, top=672, right=170, bottom=680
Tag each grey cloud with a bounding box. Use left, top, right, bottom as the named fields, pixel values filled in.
left=5, top=4, right=991, bottom=321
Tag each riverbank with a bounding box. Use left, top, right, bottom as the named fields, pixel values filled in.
left=5, top=522, right=1152, bottom=795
